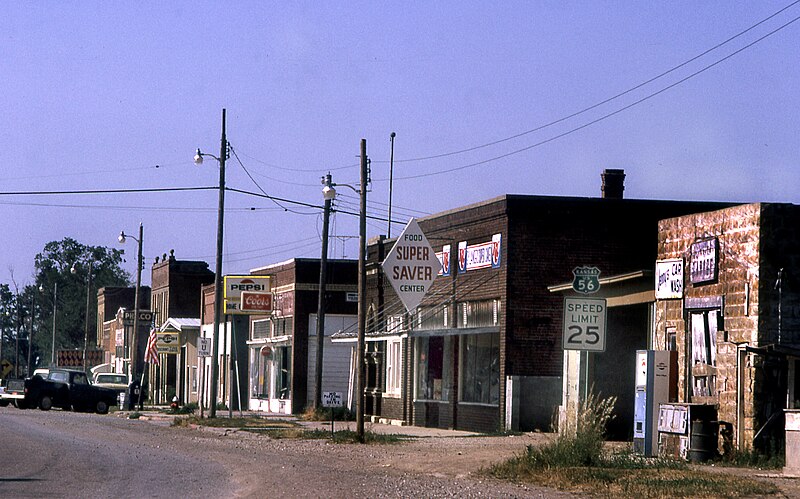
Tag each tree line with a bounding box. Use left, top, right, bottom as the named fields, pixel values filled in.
left=0, top=237, right=131, bottom=377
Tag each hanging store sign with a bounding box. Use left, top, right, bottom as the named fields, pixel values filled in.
left=382, top=218, right=441, bottom=312
left=457, top=234, right=502, bottom=274
left=655, top=259, right=684, bottom=299
left=156, top=331, right=180, bottom=355
left=224, top=275, right=272, bottom=314
left=122, top=310, right=154, bottom=325
left=436, top=245, right=451, bottom=276
left=690, top=238, right=718, bottom=285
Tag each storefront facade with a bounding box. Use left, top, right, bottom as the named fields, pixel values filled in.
left=654, top=203, right=800, bottom=451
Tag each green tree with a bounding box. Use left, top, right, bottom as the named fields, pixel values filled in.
left=32, top=237, right=132, bottom=366
left=0, top=284, right=14, bottom=374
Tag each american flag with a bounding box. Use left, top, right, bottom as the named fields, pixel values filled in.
left=144, top=328, right=159, bottom=365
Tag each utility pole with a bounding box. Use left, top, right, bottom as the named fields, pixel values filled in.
left=314, top=173, right=333, bottom=409
left=356, top=139, right=368, bottom=442
left=388, top=132, right=396, bottom=239
left=51, top=282, right=57, bottom=366
left=82, top=266, right=94, bottom=372
left=210, top=109, right=227, bottom=418
left=27, top=294, right=35, bottom=376
left=15, top=298, right=21, bottom=378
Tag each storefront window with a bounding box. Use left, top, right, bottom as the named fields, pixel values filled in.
left=276, top=345, right=292, bottom=399
left=415, top=336, right=452, bottom=401
left=385, top=338, right=402, bottom=396
left=249, top=346, right=270, bottom=399
left=460, top=333, right=500, bottom=405
left=690, top=310, right=718, bottom=399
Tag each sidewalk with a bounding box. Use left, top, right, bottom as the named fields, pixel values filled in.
left=117, top=406, right=485, bottom=438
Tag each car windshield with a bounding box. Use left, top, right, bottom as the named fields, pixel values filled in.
left=97, top=375, right=127, bottom=384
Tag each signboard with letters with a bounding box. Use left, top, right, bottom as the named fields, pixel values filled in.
left=382, top=219, right=441, bottom=312
left=690, top=238, right=718, bottom=285
left=457, top=234, right=502, bottom=273
left=562, top=297, right=607, bottom=352
left=156, top=331, right=180, bottom=354
left=655, top=259, right=684, bottom=299
left=122, top=310, right=154, bottom=325
left=322, top=391, right=343, bottom=408
left=572, top=266, right=601, bottom=294
left=224, top=275, right=272, bottom=315
left=197, top=337, right=211, bottom=357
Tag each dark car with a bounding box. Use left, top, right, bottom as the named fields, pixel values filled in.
left=24, top=368, right=118, bottom=414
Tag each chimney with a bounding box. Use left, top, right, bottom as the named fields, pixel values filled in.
left=601, top=169, right=625, bottom=199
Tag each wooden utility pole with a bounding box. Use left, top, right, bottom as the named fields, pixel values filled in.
left=356, top=139, right=367, bottom=442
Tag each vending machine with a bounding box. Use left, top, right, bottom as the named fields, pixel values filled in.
left=633, top=350, right=675, bottom=456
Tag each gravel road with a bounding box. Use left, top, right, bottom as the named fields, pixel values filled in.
left=0, top=406, right=570, bottom=498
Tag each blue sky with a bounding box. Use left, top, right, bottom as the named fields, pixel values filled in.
left=2, top=2, right=799, bottom=287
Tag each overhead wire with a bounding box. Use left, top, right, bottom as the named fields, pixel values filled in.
left=369, top=0, right=800, bottom=167
left=387, top=10, right=800, bottom=181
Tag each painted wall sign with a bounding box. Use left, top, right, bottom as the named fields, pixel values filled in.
left=457, top=234, right=502, bottom=274
left=690, top=238, right=718, bottom=284
left=572, top=266, right=601, bottom=294
left=436, top=244, right=451, bottom=276
left=655, top=259, right=684, bottom=299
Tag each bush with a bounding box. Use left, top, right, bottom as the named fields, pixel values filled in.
left=301, top=405, right=354, bottom=422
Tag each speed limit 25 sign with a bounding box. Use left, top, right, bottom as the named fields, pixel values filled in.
left=563, top=297, right=607, bottom=352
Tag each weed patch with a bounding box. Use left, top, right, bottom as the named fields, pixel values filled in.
left=489, top=392, right=777, bottom=497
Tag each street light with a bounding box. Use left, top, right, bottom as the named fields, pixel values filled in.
left=39, top=283, right=57, bottom=366
left=195, top=108, right=229, bottom=418
left=119, top=223, right=144, bottom=392
left=71, top=260, right=96, bottom=371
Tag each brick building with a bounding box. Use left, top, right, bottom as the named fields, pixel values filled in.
left=148, top=250, right=215, bottom=404
left=97, top=285, right=150, bottom=368
left=241, top=258, right=358, bottom=414
left=655, top=203, right=800, bottom=451
left=346, top=171, right=733, bottom=433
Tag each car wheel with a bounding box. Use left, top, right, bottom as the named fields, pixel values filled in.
left=0, top=400, right=9, bottom=407
left=39, top=396, right=53, bottom=411
left=96, top=400, right=109, bottom=414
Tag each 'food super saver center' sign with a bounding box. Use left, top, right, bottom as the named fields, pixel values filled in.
left=382, top=219, right=442, bottom=312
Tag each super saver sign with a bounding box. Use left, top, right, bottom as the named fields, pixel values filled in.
left=382, top=219, right=442, bottom=312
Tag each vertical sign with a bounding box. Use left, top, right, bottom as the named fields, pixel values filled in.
left=562, top=297, right=607, bottom=352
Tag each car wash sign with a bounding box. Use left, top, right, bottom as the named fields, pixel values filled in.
left=383, top=219, right=442, bottom=312
left=224, top=275, right=272, bottom=315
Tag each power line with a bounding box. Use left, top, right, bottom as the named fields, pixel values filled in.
left=0, top=186, right=218, bottom=196
left=389, top=11, right=800, bottom=182
left=230, top=146, right=320, bottom=216
left=370, top=0, right=800, bottom=167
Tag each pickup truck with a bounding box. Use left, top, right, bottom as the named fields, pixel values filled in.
left=1, top=377, right=28, bottom=408
left=20, top=368, right=119, bottom=414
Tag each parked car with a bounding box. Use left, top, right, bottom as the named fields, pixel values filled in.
left=22, top=368, right=119, bottom=414
left=92, top=372, right=129, bottom=393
